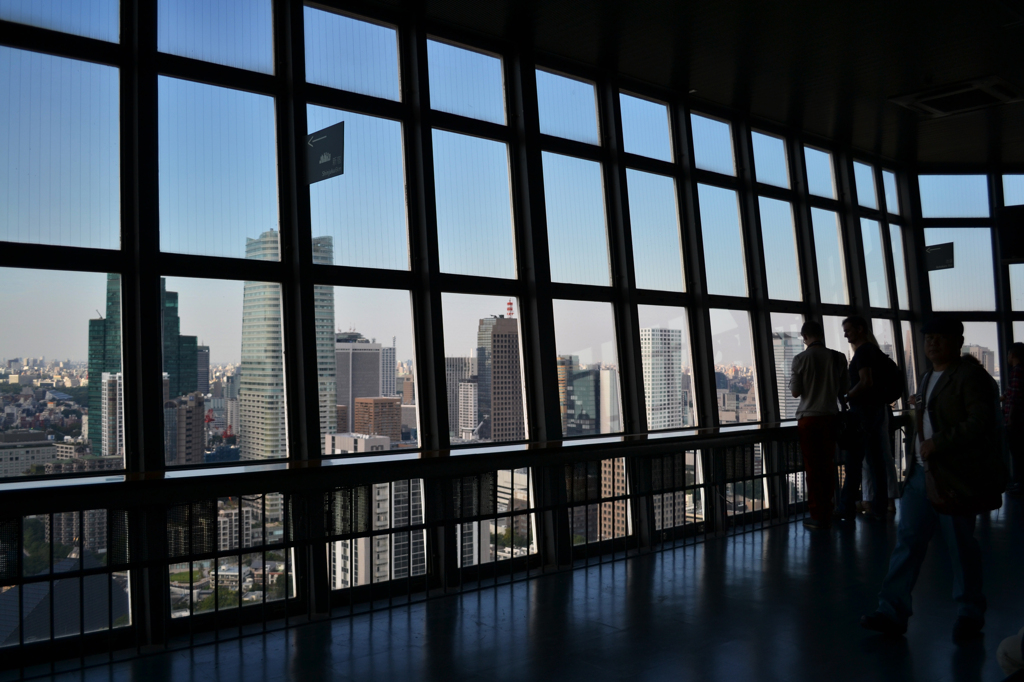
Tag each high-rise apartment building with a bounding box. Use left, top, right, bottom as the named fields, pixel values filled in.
left=329, top=479, right=426, bottom=589
left=160, top=278, right=198, bottom=400
left=100, top=372, right=124, bottom=459
left=239, top=231, right=287, bottom=461
left=312, top=236, right=337, bottom=454
left=641, top=328, right=684, bottom=430
left=445, top=356, right=475, bottom=436
left=458, top=380, right=479, bottom=439
left=381, top=344, right=397, bottom=397
left=565, top=369, right=600, bottom=436
left=773, top=332, right=803, bottom=419
left=335, top=331, right=382, bottom=432
left=353, top=397, right=402, bottom=442
left=196, top=345, right=210, bottom=394
left=225, top=398, right=240, bottom=437
left=599, top=368, right=621, bottom=434
left=163, top=392, right=206, bottom=466
left=964, top=344, right=996, bottom=377
left=87, top=274, right=121, bottom=448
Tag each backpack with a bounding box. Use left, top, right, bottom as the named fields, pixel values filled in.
left=875, top=351, right=905, bottom=404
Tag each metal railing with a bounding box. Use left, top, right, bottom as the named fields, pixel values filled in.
left=0, top=417, right=908, bottom=675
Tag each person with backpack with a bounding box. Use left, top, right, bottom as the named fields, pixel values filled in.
left=836, top=316, right=899, bottom=522
left=861, top=317, right=1007, bottom=641
left=789, top=320, right=850, bottom=530
left=1003, top=342, right=1024, bottom=496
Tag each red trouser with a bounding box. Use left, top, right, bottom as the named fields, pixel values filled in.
left=797, top=415, right=838, bottom=522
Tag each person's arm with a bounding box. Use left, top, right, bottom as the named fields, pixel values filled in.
left=1007, top=367, right=1022, bottom=427
left=837, top=356, right=851, bottom=405
left=847, top=366, right=873, bottom=401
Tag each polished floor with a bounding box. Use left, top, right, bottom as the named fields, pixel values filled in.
left=21, top=496, right=1024, bottom=682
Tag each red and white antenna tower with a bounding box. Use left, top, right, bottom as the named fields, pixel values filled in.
left=507, top=299, right=514, bottom=318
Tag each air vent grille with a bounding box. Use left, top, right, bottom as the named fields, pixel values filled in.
left=891, top=77, right=1023, bottom=117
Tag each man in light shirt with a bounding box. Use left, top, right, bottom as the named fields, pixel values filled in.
left=790, top=320, right=850, bottom=530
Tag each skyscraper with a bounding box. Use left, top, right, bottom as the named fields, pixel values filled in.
left=599, top=368, right=621, bottom=434
left=565, top=369, right=600, bottom=436
left=772, top=332, right=803, bottom=419
left=964, top=344, right=996, bottom=377
left=313, top=236, right=337, bottom=454
left=87, top=274, right=121, bottom=448
left=381, top=343, right=397, bottom=397
left=335, top=331, right=382, bottom=432
left=475, top=317, right=498, bottom=439
left=196, top=345, right=210, bottom=394
left=445, top=357, right=475, bottom=436
left=239, top=231, right=287, bottom=461
left=160, top=279, right=198, bottom=399
left=458, top=380, right=479, bottom=439
left=640, top=328, right=684, bottom=430
left=556, top=355, right=579, bottom=435
left=487, top=318, right=525, bottom=442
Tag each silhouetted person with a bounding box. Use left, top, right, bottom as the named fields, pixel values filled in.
left=1004, top=342, right=1024, bottom=495
left=861, top=318, right=1004, bottom=642
left=789, top=320, right=849, bottom=530
left=836, top=316, right=890, bottom=522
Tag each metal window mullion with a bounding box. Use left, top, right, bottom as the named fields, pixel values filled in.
left=991, top=173, right=1012, bottom=385
left=835, top=152, right=869, bottom=316
left=790, top=137, right=823, bottom=318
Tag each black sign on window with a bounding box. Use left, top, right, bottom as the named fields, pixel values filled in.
left=306, top=121, right=345, bottom=185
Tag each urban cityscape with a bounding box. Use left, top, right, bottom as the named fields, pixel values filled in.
left=0, top=233, right=1002, bottom=598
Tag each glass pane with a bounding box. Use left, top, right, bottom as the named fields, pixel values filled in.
left=853, top=162, right=877, bottom=209
left=889, top=224, right=910, bottom=311
left=900, top=321, right=917, bottom=395
left=536, top=69, right=599, bottom=145
left=159, top=77, right=278, bottom=259
left=1005, top=175, right=1024, bottom=207
left=823, top=315, right=852, bottom=361
left=433, top=130, right=515, bottom=279
left=751, top=132, right=789, bottom=188
left=307, top=105, right=408, bottom=270
left=803, top=147, right=835, bottom=199
left=0, top=269, right=124, bottom=478
left=690, top=114, right=734, bottom=176
left=771, top=313, right=804, bottom=420
left=159, top=0, right=273, bottom=73
left=924, top=228, right=995, bottom=311
left=882, top=170, right=899, bottom=214
left=872, top=319, right=896, bottom=361
left=810, top=208, right=848, bottom=305
left=542, top=152, right=610, bottom=286
left=962, top=322, right=999, bottom=381
left=637, top=305, right=697, bottom=429
left=757, top=197, right=801, bottom=301
left=324, top=288, right=416, bottom=453
left=619, top=93, right=671, bottom=162
left=1011, top=264, right=1024, bottom=310
left=861, top=219, right=889, bottom=308
left=1015, top=322, right=1024, bottom=342
left=441, top=294, right=526, bottom=443
left=919, top=175, right=989, bottom=218
left=427, top=40, right=504, bottom=124
left=162, top=276, right=286, bottom=464
left=552, top=300, right=620, bottom=436
left=710, top=309, right=758, bottom=424
left=697, top=184, right=747, bottom=297
left=304, top=8, right=400, bottom=101
left=0, top=0, right=118, bottom=41
left=626, top=169, right=684, bottom=292
left=1, top=48, right=120, bottom=249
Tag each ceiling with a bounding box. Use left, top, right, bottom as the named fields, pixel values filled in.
left=377, top=0, right=1024, bottom=166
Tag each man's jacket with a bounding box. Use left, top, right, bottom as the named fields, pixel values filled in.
left=914, top=358, right=1008, bottom=512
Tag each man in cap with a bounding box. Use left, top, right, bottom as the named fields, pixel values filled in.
left=861, top=317, right=1003, bottom=642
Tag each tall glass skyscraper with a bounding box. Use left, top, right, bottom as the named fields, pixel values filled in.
left=240, top=231, right=288, bottom=460
left=87, top=274, right=121, bottom=448
left=312, top=236, right=337, bottom=454
left=640, top=328, right=684, bottom=430
left=161, top=278, right=198, bottom=400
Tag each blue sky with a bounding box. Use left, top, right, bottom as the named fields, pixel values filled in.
left=0, top=3, right=1009, bottom=374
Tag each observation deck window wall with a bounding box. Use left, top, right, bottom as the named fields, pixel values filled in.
left=158, top=0, right=274, bottom=74
left=303, top=8, right=401, bottom=101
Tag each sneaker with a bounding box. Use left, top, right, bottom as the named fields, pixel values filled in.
left=952, top=615, right=984, bottom=643
left=802, top=518, right=830, bottom=531
left=860, top=611, right=906, bottom=636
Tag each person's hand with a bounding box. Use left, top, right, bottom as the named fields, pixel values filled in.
left=920, top=439, right=936, bottom=461
left=908, top=394, right=917, bottom=407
